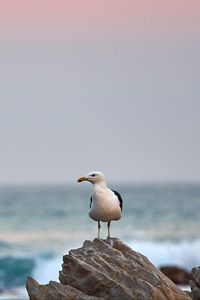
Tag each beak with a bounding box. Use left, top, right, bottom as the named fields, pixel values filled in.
left=77, top=176, right=88, bottom=183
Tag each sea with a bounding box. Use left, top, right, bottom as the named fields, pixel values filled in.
left=0, top=182, right=200, bottom=299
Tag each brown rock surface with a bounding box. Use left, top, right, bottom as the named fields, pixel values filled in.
left=26, top=238, right=191, bottom=300
left=26, top=276, right=100, bottom=300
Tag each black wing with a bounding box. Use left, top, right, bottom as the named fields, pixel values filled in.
left=112, top=190, right=123, bottom=211
left=90, top=196, right=92, bottom=208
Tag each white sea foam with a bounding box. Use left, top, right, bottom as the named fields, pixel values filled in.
left=33, top=255, right=63, bottom=284
left=0, top=287, right=28, bottom=300
left=127, top=239, right=200, bottom=269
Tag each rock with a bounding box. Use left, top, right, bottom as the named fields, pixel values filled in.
left=159, top=266, right=192, bottom=285
left=26, top=276, right=100, bottom=300
left=26, top=238, right=191, bottom=300
left=190, top=267, right=200, bottom=300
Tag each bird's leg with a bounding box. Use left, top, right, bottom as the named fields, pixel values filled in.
left=107, top=221, right=111, bottom=239
left=98, top=221, right=101, bottom=239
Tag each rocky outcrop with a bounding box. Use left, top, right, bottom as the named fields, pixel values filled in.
left=190, top=267, right=200, bottom=300
left=160, top=266, right=192, bottom=285
left=26, top=277, right=100, bottom=300
left=26, top=238, right=191, bottom=300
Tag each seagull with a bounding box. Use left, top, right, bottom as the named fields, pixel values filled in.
left=77, top=171, right=123, bottom=239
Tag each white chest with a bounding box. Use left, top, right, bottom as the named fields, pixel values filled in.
left=89, top=186, right=121, bottom=222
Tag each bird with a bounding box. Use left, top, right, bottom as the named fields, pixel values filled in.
left=77, top=171, right=123, bottom=239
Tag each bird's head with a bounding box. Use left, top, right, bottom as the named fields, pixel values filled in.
left=77, top=171, right=106, bottom=185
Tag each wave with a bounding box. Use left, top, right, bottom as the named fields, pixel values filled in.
left=0, top=253, right=63, bottom=290
left=127, top=239, right=200, bottom=270
left=32, top=255, right=62, bottom=284
left=0, top=257, right=35, bottom=289
left=0, top=287, right=28, bottom=300
left=0, top=239, right=200, bottom=290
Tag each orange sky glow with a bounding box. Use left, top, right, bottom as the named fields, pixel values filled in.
left=0, top=0, right=200, bottom=39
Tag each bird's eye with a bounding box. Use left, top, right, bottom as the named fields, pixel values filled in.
left=91, top=174, right=96, bottom=177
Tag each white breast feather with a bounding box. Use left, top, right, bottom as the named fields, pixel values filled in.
left=89, top=188, right=121, bottom=222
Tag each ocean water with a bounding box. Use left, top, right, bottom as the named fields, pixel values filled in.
left=0, top=182, right=200, bottom=298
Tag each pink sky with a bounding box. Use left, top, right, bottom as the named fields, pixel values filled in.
left=0, top=0, right=200, bottom=39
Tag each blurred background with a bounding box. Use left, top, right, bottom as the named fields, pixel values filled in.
left=0, top=0, right=200, bottom=298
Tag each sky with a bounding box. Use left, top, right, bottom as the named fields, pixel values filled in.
left=0, top=0, right=200, bottom=183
